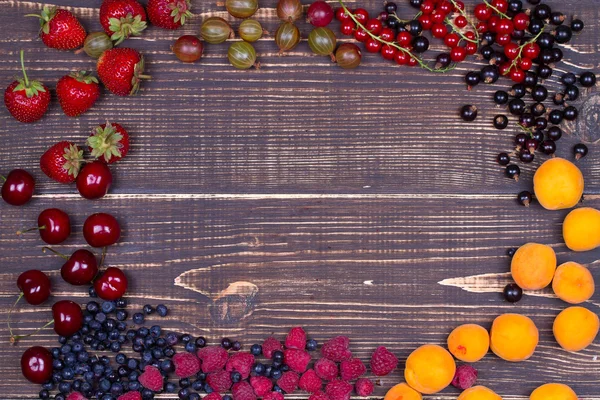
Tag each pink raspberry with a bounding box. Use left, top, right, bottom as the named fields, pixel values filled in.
left=309, top=391, right=330, bottom=400
left=262, top=336, right=283, bottom=359
left=226, top=352, right=255, bottom=379
left=321, top=336, right=352, bottom=362
left=277, top=371, right=300, bottom=393
left=284, top=349, right=311, bottom=373
left=263, top=392, right=285, bottom=400
left=173, top=352, right=201, bottom=378
left=198, top=346, right=229, bottom=373
left=232, top=382, right=257, bottom=400
left=204, top=393, right=223, bottom=400
left=250, top=376, right=273, bottom=397
left=66, top=393, right=88, bottom=400
left=299, top=369, right=323, bottom=393
left=117, top=392, right=142, bottom=400
left=339, top=358, right=366, bottom=381
left=370, top=346, right=398, bottom=377
left=207, top=369, right=233, bottom=393
left=314, top=358, right=338, bottom=381
left=355, top=379, right=374, bottom=397
left=325, top=380, right=353, bottom=400
left=285, top=326, right=307, bottom=349
left=452, top=364, right=478, bottom=390
left=138, top=365, right=164, bottom=392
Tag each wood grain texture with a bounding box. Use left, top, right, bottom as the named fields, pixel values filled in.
left=0, top=0, right=600, bottom=398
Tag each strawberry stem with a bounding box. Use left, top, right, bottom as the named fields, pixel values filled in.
left=19, top=50, right=29, bottom=88
left=42, top=246, right=69, bottom=260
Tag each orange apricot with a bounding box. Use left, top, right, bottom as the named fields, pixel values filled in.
left=447, top=324, right=490, bottom=362
left=530, top=383, right=577, bottom=400
left=384, top=383, right=422, bottom=400
left=563, top=207, right=600, bottom=252
left=490, top=313, right=539, bottom=362
left=552, top=262, right=595, bottom=304
left=510, top=243, right=557, bottom=290
left=553, top=306, right=599, bottom=352
left=533, top=158, right=584, bottom=210
left=458, top=386, right=502, bottom=400
left=404, top=344, right=456, bottom=394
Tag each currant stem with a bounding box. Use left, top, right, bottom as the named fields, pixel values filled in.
left=16, top=225, right=46, bottom=235
left=10, top=319, right=55, bottom=344
left=448, top=0, right=480, bottom=42
left=42, top=246, right=69, bottom=260
left=483, top=0, right=510, bottom=19
left=446, top=17, right=478, bottom=44
left=504, top=28, right=546, bottom=75
left=388, top=10, right=422, bottom=25
left=7, top=293, right=23, bottom=344
left=19, top=50, right=29, bottom=87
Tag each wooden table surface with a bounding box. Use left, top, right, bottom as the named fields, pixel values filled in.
left=1, top=0, right=599, bottom=398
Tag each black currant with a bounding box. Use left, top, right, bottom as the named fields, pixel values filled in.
left=548, top=109, right=564, bottom=125
left=386, top=18, right=399, bottom=29
left=481, top=65, right=499, bottom=83
left=385, top=2, right=397, bottom=13
left=531, top=102, right=546, bottom=116
left=494, top=115, right=509, bottom=129
left=532, top=130, right=544, bottom=143
left=435, top=53, right=451, bottom=68
left=519, top=148, right=535, bottom=163
left=494, top=90, right=509, bottom=105
left=517, top=190, right=533, bottom=206
left=512, top=30, right=525, bottom=40
left=571, top=19, right=584, bottom=32
left=539, top=49, right=554, bottom=64
left=497, top=152, right=510, bottom=165
left=482, top=32, right=495, bottom=45
left=565, top=85, right=579, bottom=101
left=525, top=138, right=539, bottom=153
left=508, top=0, right=523, bottom=13
left=503, top=283, right=523, bottom=303
left=527, top=0, right=541, bottom=4
left=406, top=20, right=422, bottom=36
left=409, top=0, right=423, bottom=8
left=528, top=19, right=544, bottom=35
left=537, top=64, right=553, bottom=79
left=508, top=98, right=526, bottom=115
left=551, top=47, right=563, bottom=62
left=480, top=45, right=495, bottom=60
left=465, top=71, right=481, bottom=88
left=460, top=105, right=478, bottom=122
left=580, top=71, right=597, bottom=87
left=523, top=71, right=538, bottom=88
left=510, top=84, right=527, bottom=98
left=412, top=36, right=429, bottom=53
left=550, top=12, right=565, bottom=25
left=563, top=105, right=578, bottom=121
left=519, top=113, right=535, bottom=128
left=547, top=126, right=563, bottom=141
left=514, top=133, right=528, bottom=147
left=533, top=4, right=551, bottom=20
left=554, top=25, right=573, bottom=44
left=531, top=85, right=548, bottom=102
left=535, top=117, right=547, bottom=130
left=574, top=143, right=588, bottom=160
left=540, top=140, right=556, bottom=155
left=553, top=93, right=565, bottom=106
left=561, top=72, right=577, bottom=85
left=505, top=164, right=521, bottom=181
left=507, top=247, right=517, bottom=257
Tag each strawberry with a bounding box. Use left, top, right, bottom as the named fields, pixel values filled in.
left=4, top=51, right=50, bottom=123
left=56, top=71, right=100, bottom=117
left=26, top=6, right=86, bottom=50
left=147, top=0, right=192, bottom=30
left=97, top=48, right=149, bottom=96
left=88, top=122, right=130, bottom=164
left=40, top=141, right=84, bottom=183
left=99, top=0, right=148, bottom=45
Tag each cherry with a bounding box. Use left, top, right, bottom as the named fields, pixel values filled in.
left=17, top=270, right=51, bottom=305
left=43, top=247, right=98, bottom=286
left=18, top=208, right=71, bottom=245
left=21, top=346, right=53, bottom=384
left=83, top=212, right=121, bottom=247
left=94, top=267, right=128, bottom=301
left=1, top=169, right=35, bottom=206
left=52, top=300, right=83, bottom=337
left=76, top=161, right=113, bottom=200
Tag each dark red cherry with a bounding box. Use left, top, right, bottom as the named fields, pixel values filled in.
left=76, top=161, right=113, bottom=200
left=21, top=346, right=53, bottom=383
left=17, top=270, right=51, bottom=305
left=18, top=209, right=71, bottom=244
left=51, top=300, right=83, bottom=337
left=83, top=213, right=121, bottom=247
left=1, top=169, right=35, bottom=206
left=94, top=267, right=128, bottom=301
left=60, top=249, right=98, bottom=285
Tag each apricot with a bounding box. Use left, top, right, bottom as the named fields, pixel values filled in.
left=563, top=207, right=600, bottom=252
left=404, top=344, right=456, bottom=394
left=553, top=306, right=599, bottom=352
left=552, top=262, right=595, bottom=304
left=384, top=383, right=422, bottom=400
left=490, top=313, right=539, bottom=362
left=533, top=158, right=584, bottom=210
left=458, top=386, right=502, bottom=400
left=530, top=383, right=577, bottom=400
left=447, top=324, right=490, bottom=362
left=510, top=243, right=557, bottom=290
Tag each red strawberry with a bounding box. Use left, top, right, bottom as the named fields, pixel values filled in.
left=88, top=122, right=130, bottom=164
left=4, top=51, right=50, bottom=123
left=97, top=48, right=149, bottom=96
left=147, top=0, right=192, bottom=29
left=56, top=71, right=100, bottom=117
left=40, top=141, right=83, bottom=183
left=26, top=6, right=86, bottom=50
left=99, top=0, right=147, bottom=45
left=138, top=365, right=164, bottom=391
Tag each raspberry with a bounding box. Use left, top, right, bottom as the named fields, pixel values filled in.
left=250, top=376, right=273, bottom=396
left=232, top=382, right=257, bottom=400
left=355, top=379, right=374, bottom=397
left=314, top=358, right=338, bottom=381
left=369, top=346, right=398, bottom=377
left=285, top=326, right=307, bottom=349
left=263, top=392, right=285, bottom=400
left=117, top=392, right=142, bottom=400
left=339, top=358, right=366, bottom=381
left=262, top=336, right=283, bottom=359
left=198, top=346, right=229, bottom=373
left=321, top=336, right=352, bottom=362
left=451, top=364, right=478, bottom=390
left=138, top=365, right=164, bottom=392
left=173, top=352, right=201, bottom=378
left=325, top=380, right=353, bottom=400
left=226, top=352, right=255, bottom=379
left=277, top=371, right=300, bottom=393
left=66, top=393, right=88, bottom=400
left=204, top=393, right=223, bottom=400
left=207, top=369, right=233, bottom=393
left=284, top=349, right=311, bottom=373
left=299, top=369, right=323, bottom=393
left=309, top=391, right=330, bottom=400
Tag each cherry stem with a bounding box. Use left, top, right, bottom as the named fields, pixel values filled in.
left=100, top=246, right=107, bottom=268
left=19, top=50, right=29, bottom=87
left=7, top=293, right=23, bottom=344
left=42, top=246, right=69, bottom=260
left=448, top=0, right=480, bottom=42
left=0, top=175, right=6, bottom=182
left=483, top=0, right=510, bottom=19
left=16, top=225, right=46, bottom=235
left=10, top=319, right=55, bottom=344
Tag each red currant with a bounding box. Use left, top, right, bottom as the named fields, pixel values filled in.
left=513, top=13, right=529, bottom=30
left=444, top=32, right=459, bottom=47
left=476, top=21, right=488, bottom=32
left=487, top=15, right=500, bottom=32
left=380, top=27, right=395, bottom=41
left=523, top=42, right=540, bottom=59
left=438, top=1, right=453, bottom=14
left=380, top=44, right=397, bottom=60
left=407, top=57, right=419, bottom=67
left=496, top=33, right=511, bottom=45
left=510, top=68, right=526, bottom=83
left=340, top=21, right=355, bottom=35
left=354, top=29, right=368, bottom=42
left=504, top=42, right=520, bottom=59
left=519, top=57, right=532, bottom=71
left=450, top=46, right=467, bottom=62
left=396, top=31, right=412, bottom=47
left=496, top=18, right=514, bottom=34
left=353, top=8, right=369, bottom=24
left=465, top=42, right=478, bottom=55
left=394, top=50, right=409, bottom=65
left=499, top=62, right=512, bottom=76
left=365, top=18, right=382, bottom=35
left=474, top=4, right=492, bottom=21
left=465, top=31, right=476, bottom=40
left=491, top=0, right=508, bottom=13
left=432, top=23, right=448, bottom=38
left=335, top=7, right=351, bottom=22
left=418, top=14, right=433, bottom=30
left=431, top=10, right=446, bottom=24
left=420, top=0, right=435, bottom=14
left=454, top=1, right=465, bottom=11
left=365, top=37, right=382, bottom=53
left=454, top=15, right=468, bottom=28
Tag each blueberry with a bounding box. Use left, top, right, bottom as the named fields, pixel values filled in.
left=100, top=379, right=112, bottom=392
left=273, top=385, right=283, bottom=393
left=156, top=304, right=168, bottom=317
left=156, top=338, right=166, bottom=348
left=272, top=350, right=284, bottom=362
left=181, top=334, right=192, bottom=343
left=189, top=394, right=200, bottom=400
left=42, top=382, right=55, bottom=390
left=195, top=336, right=206, bottom=348
left=223, top=396, right=233, bottom=400
left=231, top=371, right=242, bottom=383
left=179, top=388, right=190, bottom=399
left=116, top=310, right=128, bottom=321
left=192, top=380, right=204, bottom=391
left=166, top=332, right=179, bottom=346
left=39, top=389, right=50, bottom=399
left=141, top=388, right=154, bottom=400
left=53, top=359, right=64, bottom=370
left=111, top=383, right=124, bottom=395
left=129, top=381, right=141, bottom=391
left=55, top=395, right=66, bottom=400
left=231, top=341, right=242, bottom=351
left=64, top=353, right=76, bottom=365
left=77, top=352, right=90, bottom=363
left=127, top=358, right=139, bottom=370
left=204, top=383, right=213, bottom=394
left=305, top=339, right=318, bottom=351
left=166, top=382, right=178, bottom=393
left=115, top=298, right=127, bottom=308
left=118, top=366, right=130, bottom=377
left=271, top=369, right=283, bottom=379
left=86, top=301, right=100, bottom=314
left=264, top=366, right=272, bottom=377
left=185, top=342, right=197, bottom=353
left=61, top=368, right=74, bottom=380
left=126, top=330, right=137, bottom=340
left=95, top=312, right=107, bottom=323
left=221, top=337, right=232, bottom=349
left=102, top=301, right=116, bottom=313
left=272, top=360, right=282, bottom=368
left=281, top=365, right=289, bottom=372
left=138, top=327, right=149, bottom=337
left=129, top=371, right=139, bottom=381
left=164, top=347, right=175, bottom=357
left=110, top=342, right=121, bottom=352
left=88, top=286, right=97, bottom=298
left=104, top=318, right=116, bottom=331
left=161, top=359, right=174, bottom=372
left=143, top=304, right=154, bottom=315
left=142, top=350, right=154, bottom=363
left=72, top=342, right=84, bottom=353
left=144, top=337, right=156, bottom=348
left=58, top=336, right=67, bottom=345
left=253, top=363, right=265, bottom=375
left=250, top=344, right=262, bottom=356
left=178, top=378, right=190, bottom=388
left=150, top=325, right=161, bottom=337
left=133, top=313, right=145, bottom=325
left=196, top=373, right=207, bottom=381
left=152, top=348, right=164, bottom=359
